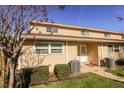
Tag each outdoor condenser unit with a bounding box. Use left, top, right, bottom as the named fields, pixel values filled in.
left=69, top=60, right=80, bottom=75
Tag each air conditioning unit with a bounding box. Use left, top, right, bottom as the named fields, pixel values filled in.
left=69, top=60, right=80, bottom=75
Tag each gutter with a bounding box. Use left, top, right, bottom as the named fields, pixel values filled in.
left=22, top=34, right=124, bottom=43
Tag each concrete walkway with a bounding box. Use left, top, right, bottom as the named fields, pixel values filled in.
left=80, top=64, right=124, bottom=83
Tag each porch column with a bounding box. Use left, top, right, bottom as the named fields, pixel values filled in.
left=99, top=43, right=103, bottom=66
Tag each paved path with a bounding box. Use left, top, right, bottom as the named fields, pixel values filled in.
left=80, top=64, right=124, bottom=83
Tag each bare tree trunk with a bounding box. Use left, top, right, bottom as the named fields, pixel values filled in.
left=0, top=51, right=1, bottom=72
left=0, top=51, right=2, bottom=87
left=9, top=62, right=15, bottom=88
left=1, top=51, right=5, bottom=87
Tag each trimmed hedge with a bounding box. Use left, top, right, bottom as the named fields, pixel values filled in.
left=54, top=64, right=70, bottom=80
left=31, top=66, right=49, bottom=84
left=15, top=66, right=49, bottom=87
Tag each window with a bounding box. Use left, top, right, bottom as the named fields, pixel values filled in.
left=122, top=34, right=124, bottom=39
left=46, top=27, right=52, bottom=32
left=46, top=27, right=58, bottom=33
left=114, top=45, right=120, bottom=52
left=108, top=44, right=120, bottom=52
left=81, top=30, right=90, bottom=36
left=51, top=43, right=62, bottom=53
left=104, top=33, right=110, bottom=38
left=81, top=47, right=87, bottom=55
left=35, top=42, right=63, bottom=54
left=35, top=43, right=49, bottom=54
left=52, top=27, right=58, bottom=33
left=108, top=45, right=114, bottom=52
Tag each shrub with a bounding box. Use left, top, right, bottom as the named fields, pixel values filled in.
left=115, top=58, right=124, bottom=65
left=18, top=68, right=32, bottom=87
left=54, top=64, right=70, bottom=80
left=16, top=66, right=49, bottom=87
left=31, top=66, right=49, bottom=84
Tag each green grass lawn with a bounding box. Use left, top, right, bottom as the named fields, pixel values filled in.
left=31, top=73, right=124, bottom=88
left=105, top=67, right=124, bottom=77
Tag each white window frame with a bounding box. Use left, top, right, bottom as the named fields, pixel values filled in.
left=108, top=44, right=120, bottom=52
left=50, top=43, right=63, bottom=54
left=34, top=42, right=63, bottom=55
left=114, top=45, right=120, bottom=52
left=122, top=34, right=124, bottom=39
left=35, top=42, right=49, bottom=55
left=108, top=45, right=114, bottom=52
left=52, top=27, right=58, bottom=33
left=46, top=26, right=59, bottom=33
left=104, top=33, right=110, bottom=38
left=81, top=30, right=90, bottom=37
left=46, top=27, right=52, bottom=32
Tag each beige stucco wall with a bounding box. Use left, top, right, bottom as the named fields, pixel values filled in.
left=98, top=44, right=124, bottom=61
left=20, top=41, right=98, bottom=72
left=108, top=45, right=124, bottom=60
left=86, top=43, right=124, bottom=65
left=19, top=41, right=67, bottom=73
left=19, top=41, right=84, bottom=72
left=27, top=22, right=124, bottom=69
left=30, top=26, right=122, bottom=40
left=19, top=39, right=124, bottom=73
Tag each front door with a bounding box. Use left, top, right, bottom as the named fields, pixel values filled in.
left=80, top=45, right=88, bottom=63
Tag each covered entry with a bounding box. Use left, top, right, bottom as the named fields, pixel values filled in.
left=67, top=42, right=100, bottom=66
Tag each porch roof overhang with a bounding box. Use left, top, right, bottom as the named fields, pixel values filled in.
left=22, top=34, right=124, bottom=43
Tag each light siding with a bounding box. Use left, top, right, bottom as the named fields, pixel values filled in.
left=30, top=26, right=122, bottom=40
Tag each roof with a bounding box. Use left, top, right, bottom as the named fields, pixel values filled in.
left=30, top=21, right=123, bottom=35
left=22, top=34, right=124, bottom=43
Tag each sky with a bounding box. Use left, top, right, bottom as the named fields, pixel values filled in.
left=47, top=5, right=124, bottom=32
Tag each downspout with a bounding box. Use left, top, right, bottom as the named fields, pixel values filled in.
left=65, top=41, right=69, bottom=63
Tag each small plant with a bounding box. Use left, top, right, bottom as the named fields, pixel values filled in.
left=54, top=64, right=70, bottom=80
